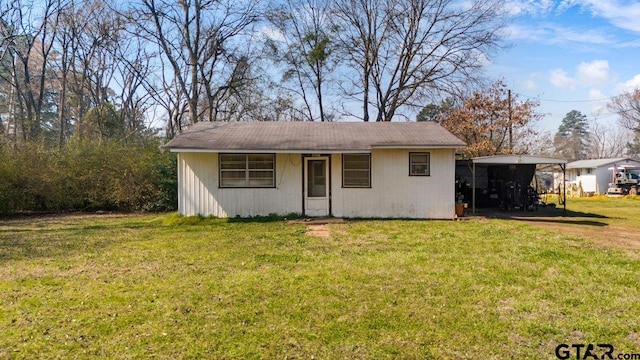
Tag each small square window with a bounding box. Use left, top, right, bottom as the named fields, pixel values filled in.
left=343, top=154, right=371, bottom=187
left=410, top=152, right=430, bottom=176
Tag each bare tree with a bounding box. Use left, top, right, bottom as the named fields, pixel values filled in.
left=0, top=0, right=64, bottom=142
left=608, top=89, right=640, bottom=156
left=55, top=0, right=112, bottom=140
left=266, top=0, right=337, bottom=122
left=112, top=25, right=156, bottom=139
left=127, top=0, right=261, bottom=125
left=609, top=89, right=640, bottom=131
left=526, top=131, right=556, bottom=157
left=332, top=0, right=505, bottom=121
left=588, top=116, right=631, bottom=158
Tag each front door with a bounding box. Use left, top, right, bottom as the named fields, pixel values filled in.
left=304, top=157, right=329, bottom=217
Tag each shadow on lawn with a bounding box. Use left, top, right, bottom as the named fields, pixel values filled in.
left=0, top=223, right=137, bottom=262
left=474, top=206, right=610, bottom=227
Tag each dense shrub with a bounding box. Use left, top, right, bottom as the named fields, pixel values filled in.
left=0, top=139, right=177, bottom=214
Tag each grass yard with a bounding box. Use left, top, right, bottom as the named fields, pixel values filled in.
left=1, top=198, right=640, bottom=359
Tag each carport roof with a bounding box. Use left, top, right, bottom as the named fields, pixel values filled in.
left=471, top=155, right=567, bottom=165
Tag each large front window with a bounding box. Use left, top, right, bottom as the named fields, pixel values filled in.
left=219, top=154, right=275, bottom=188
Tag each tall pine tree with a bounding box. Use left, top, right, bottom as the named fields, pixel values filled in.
left=554, top=110, right=590, bottom=160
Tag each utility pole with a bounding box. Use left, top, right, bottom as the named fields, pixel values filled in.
left=508, top=89, right=513, bottom=153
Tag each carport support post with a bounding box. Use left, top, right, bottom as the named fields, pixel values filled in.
left=561, top=163, right=566, bottom=216
left=472, top=162, right=476, bottom=215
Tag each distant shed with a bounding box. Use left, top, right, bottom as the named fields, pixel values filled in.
left=468, top=155, right=567, bottom=214
left=564, top=158, right=640, bottom=195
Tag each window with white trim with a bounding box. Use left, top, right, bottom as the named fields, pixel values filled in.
left=343, top=154, right=371, bottom=187
left=219, top=154, right=275, bottom=187
left=409, top=152, right=430, bottom=176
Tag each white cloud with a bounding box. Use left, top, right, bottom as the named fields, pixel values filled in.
left=588, top=89, right=605, bottom=99
left=549, top=60, right=612, bottom=91
left=504, top=0, right=555, bottom=16
left=558, top=0, right=640, bottom=33
left=576, top=60, right=610, bottom=86
left=522, top=79, right=538, bottom=90
left=502, top=24, right=545, bottom=41
left=504, top=23, right=614, bottom=45
left=549, top=25, right=613, bottom=45
left=550, top=68, right=577, bottom=90
left=617, top=74, right=640, bottom=92
left=259, top=25, right=285, bottom=42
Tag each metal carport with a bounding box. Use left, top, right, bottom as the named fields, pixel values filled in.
left=471, top=155, right=568, bottom=215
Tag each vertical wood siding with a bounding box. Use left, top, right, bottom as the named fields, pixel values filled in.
left=330, top=149, right=456, bottom=219
left=177, top=149, right=456, bottom=219
left=177, top=153, right=302, bottom=217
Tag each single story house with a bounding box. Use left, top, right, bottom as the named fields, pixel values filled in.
left=561, top=158, right=640, bottom=195
left=163, top=121, right=466, bottom=219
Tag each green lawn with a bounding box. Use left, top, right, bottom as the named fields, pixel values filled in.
left=1, top=200, right=640, bottom=359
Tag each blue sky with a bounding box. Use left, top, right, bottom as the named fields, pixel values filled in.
left=488, top=0, right=640, bottom=133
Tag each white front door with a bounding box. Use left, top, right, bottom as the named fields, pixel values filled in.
left=304, top=157, right=329, bottom=217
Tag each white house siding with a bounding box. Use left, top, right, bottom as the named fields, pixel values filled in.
left=577, top=174, right=597, bottom=193
left=565, top=169, right=597, bottom=194
left=330, top=149, right=456, bottom=219
left=595, top=166, right=614, bottom=194
left=177, top=152, right=302, bottom=217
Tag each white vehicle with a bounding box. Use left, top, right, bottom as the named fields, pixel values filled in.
left=606, top=165, right=639, bottom=196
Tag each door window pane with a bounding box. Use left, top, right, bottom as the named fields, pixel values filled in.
left=308, top=160, right=326, bottom=197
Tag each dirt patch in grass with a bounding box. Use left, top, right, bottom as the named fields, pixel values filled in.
left=474, top=203, right=640, bottom=253
left=305, top=224, right=331, bottom=237
left=287, top=218, right=345, bottom=238
left=517, top=219, right=640, bottom=251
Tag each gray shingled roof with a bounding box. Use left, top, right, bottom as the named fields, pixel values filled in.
left=164, top=121, right=466, bottom=152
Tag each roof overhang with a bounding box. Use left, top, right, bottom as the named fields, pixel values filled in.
left=169, top=145, right=461, bottom=153
left=169, top=148, right=372, bottom=154
left=371, top=145, right=462, bottom=150
left=471, top=155, right=567, bottom=165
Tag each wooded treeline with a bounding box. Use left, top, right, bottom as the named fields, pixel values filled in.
left=0, top=0, right=507, bottom=213
left=1, top=0, right=505, bottom=139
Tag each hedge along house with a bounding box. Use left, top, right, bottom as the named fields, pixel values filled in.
left=163, top=121, right=466, bottom=219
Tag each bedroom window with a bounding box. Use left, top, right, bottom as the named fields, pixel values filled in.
left=219, top=154, right=275, bottom=188
left=343, top=154, right=371, bottom=187
left=409, top=152, right=430, bottom=176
